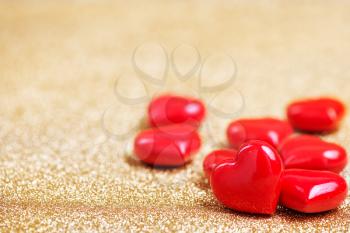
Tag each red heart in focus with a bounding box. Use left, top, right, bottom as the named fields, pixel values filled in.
left=279, top=135, right=347, bottom=173
left=211, top=140, right=283, bottom=214
left=280, top=169, right=348, bottom=213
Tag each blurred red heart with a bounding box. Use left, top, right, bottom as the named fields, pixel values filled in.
left=287, top=97, right=345, bottom=132
left=203, top=149, right=237, bottom=180
left=134, top=124, right=201, bottom=167
left=148, top=94, right=206, bottom=128
left=226, top=118, right=293, bottom=149
left=279, top=135, right=347, bottom=173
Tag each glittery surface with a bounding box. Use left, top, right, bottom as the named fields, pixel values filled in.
left=1, top=1, right=350, bottom=232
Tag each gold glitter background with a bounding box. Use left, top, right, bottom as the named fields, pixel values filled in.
left=1, top=1, right=350, bottom=232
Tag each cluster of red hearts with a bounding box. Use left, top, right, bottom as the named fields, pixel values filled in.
left=134, top=94, right=348, bottom=215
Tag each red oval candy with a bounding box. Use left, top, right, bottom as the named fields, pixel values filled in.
left=203, top=149, right=237, bottom=180
left=226, top=118, right=293, bottom=149
left=287, top=97, right=345, bottom=132
left=148, top=94, right=206, bottom=128
left=280, top=169, right=348, bottom=213
left=134, top=124, right=201, bottom=167
left=279, top=135, right=347, bottom=173
left=211, top=140, right=283, bottom=214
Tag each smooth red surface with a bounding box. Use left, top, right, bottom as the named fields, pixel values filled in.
left=148, top=94, right=206, bottom=128
left=202, top=149, right=237, bottom=180
left=287, top=97, right=345, bottom=132
left=134, top=124, right=201, bottom=167
left=279, top=134, right=322, bottom=154
left=211, top=140, right=283, bottom=214
left=280, top=169, right=348, bottom=213
left=279, top=135, right=347, bottom=173
left=226, top=118, right=293, bottom=149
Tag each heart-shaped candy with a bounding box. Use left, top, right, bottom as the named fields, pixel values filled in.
left=279, top=135, right=347, bottom=173
left=287, top=97, right=345, bottom=132
left=279, top=135, right=321, bottom=153
left=226, top=118, right=293, bottom=149
left=148, top=94, right=206, bottom=128
left=134, top=124, right=201, bottom=167
left=211, top=140, right=283, bottom=214
left=280, top=169, right=348, bottom=213
left=203, top=149, right=237, bottom=180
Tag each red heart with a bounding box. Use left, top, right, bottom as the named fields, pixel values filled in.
left=211, top=140, right=283, bottom=214
left=134, top=124, right=201, bottom=167
left=279, top=135, right=347, bottom=173
left=226, top=118, right=293, bottom=149
left=287, top=97, right=345, bottom=132
left=148, top=94, right=206, bottom=128
left=203, top=149, right=237, bottom=180
left=280, top=169, right=348, bottom=213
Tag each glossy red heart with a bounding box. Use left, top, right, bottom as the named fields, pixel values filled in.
left=279, top=135, right=347, bottom=173
left=287, top=97, right=345, bottom=132
left=148, top=94, right=206, bottom=128
left=226, top=118, right=293, bottom=149
left=134, top=124, right=201, bottom=167
left=211, top=140, right=283, bottom=214
left=279, top=134, right=321, bottom=153
left=203, top=149, right=237, bottom=180
left=280, top=169, right=348, bottom=213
